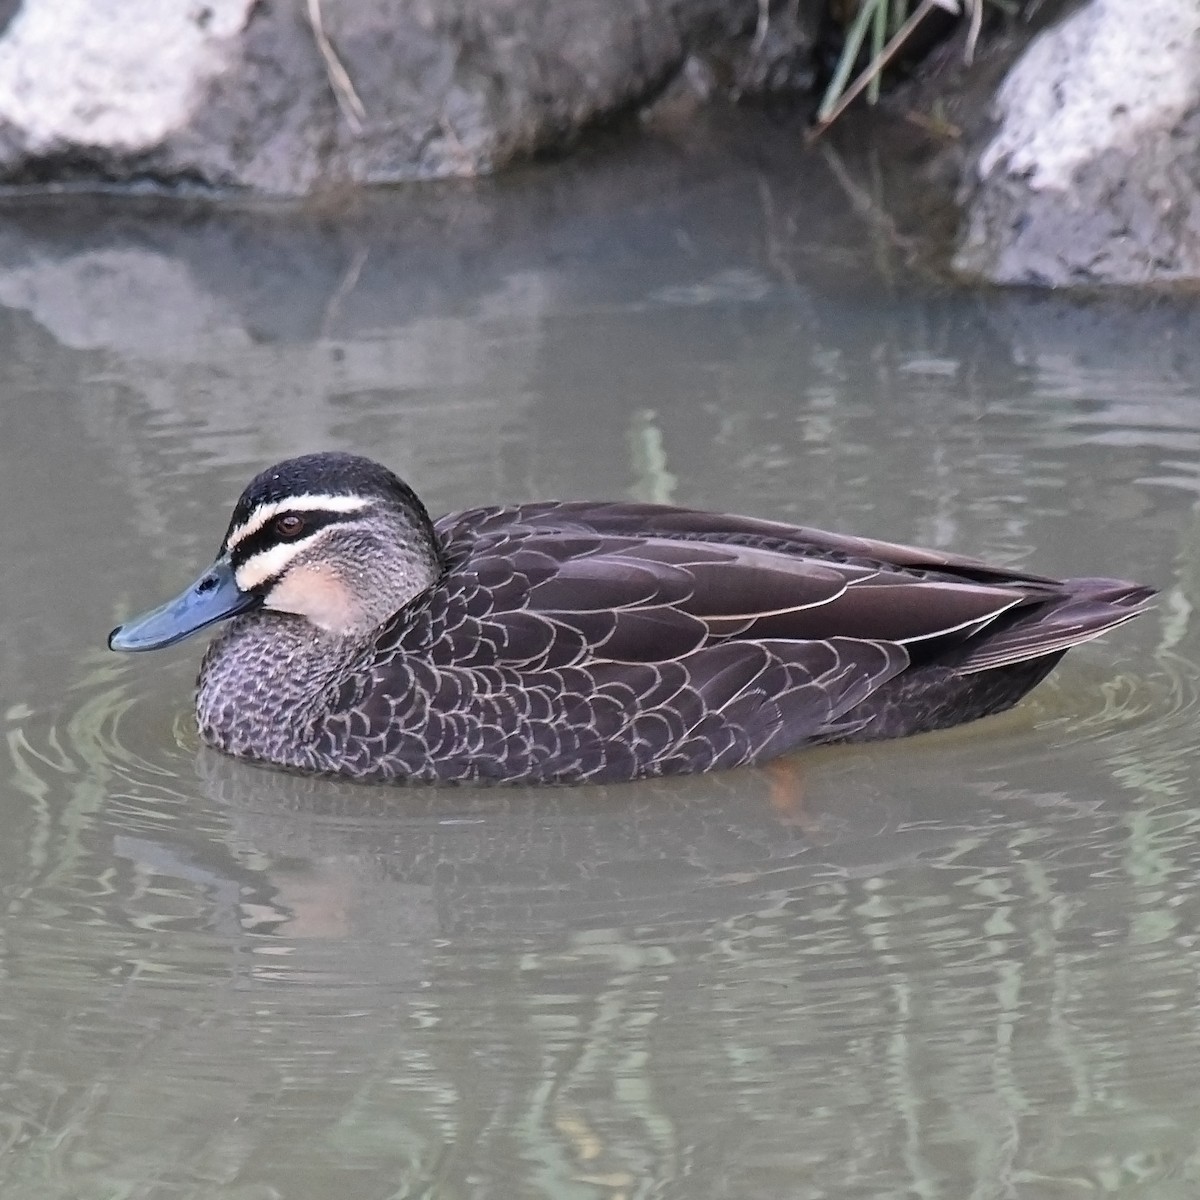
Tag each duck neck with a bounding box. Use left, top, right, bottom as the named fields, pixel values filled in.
left=195, top=613, right=369, bottom=768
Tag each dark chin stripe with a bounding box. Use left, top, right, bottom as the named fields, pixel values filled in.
left=227, top=510, right=355, bottom=570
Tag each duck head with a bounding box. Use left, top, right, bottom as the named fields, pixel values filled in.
left=109, top=452, right=443, bottom=651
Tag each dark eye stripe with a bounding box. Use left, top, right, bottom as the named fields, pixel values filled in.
left=227, top=509, right=351, bottom=565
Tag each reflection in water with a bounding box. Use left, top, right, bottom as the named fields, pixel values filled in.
left=0, top=122, right=1199, bottom=1197
left=6, top=637, right=1200, bottom=1196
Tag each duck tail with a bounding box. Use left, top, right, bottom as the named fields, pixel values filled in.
left=954, top=577, right=1156, bottom=676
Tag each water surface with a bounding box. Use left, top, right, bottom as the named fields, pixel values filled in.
left=2, top=117, right=1199, bottom=1199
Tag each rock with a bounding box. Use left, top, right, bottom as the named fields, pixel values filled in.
left=956, top=0, right=1200, bottom=287
left=0, top=0, right=810, bottom=194
left=954, top=0, right=1200, bottom=286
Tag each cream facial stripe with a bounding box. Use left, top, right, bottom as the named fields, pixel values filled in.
left=224, top=493, right=371, bottom=551
left=234, top=538, right=319, bottom=592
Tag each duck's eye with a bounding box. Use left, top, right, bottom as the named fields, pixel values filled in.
left=274, top=514, right=307, bottom=539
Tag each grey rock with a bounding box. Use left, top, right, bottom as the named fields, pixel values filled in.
left=0, top=0, right=809, bottom=194
left=955, top=0, right=1200, bottom=286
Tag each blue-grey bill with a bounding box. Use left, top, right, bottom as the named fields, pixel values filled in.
left=108, top=557, right=258, bottom=652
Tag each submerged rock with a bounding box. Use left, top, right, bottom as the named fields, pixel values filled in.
left=955, top=0, right=1200, bottom=286
left=0, top=0, right=803, bottom=194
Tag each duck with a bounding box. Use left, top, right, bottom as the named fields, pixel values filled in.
left=108, top=451, right=1154, bottom=785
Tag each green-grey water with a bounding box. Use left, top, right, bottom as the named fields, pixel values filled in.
left=2, top=117, right=1200, bottom=1198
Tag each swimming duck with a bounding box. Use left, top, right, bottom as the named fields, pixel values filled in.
left=109, top=451, right=1154, bottom=785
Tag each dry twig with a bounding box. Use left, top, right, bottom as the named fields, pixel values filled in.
left=810, top=0, right=961, bottom=138
left=306, top=0, right=367, bottom=133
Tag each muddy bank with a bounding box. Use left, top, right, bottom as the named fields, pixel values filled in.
left=0, top=0, right=1195, bottom=286
left=0, top=0, right=812, bottom=191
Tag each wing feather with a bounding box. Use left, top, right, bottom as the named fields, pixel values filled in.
left=449, top=527, right=1042, bottom=666
left=341, top=499, right=1160, bottom=782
